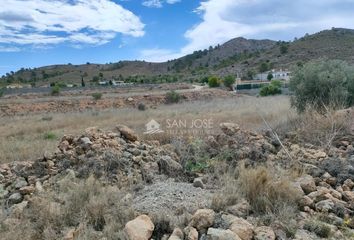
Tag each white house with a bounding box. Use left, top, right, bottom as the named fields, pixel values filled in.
left=254, top=69, right=291, bottom=81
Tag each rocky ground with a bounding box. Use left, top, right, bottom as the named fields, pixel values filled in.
left=1, top=110, right=354, bottom=239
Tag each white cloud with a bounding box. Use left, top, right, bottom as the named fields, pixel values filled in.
left=0, top=0, right=145, bottom=48
left=0, top=46, right=21, bottom=52
left=166, top=0, right=181, bottom=4
left=142, top=0, right=163, bottom=8
left=140, top=48, right=183, bottom=62
left=142, top=0, right=181, bottom=8
left=141, top=0, right=354, bottom=62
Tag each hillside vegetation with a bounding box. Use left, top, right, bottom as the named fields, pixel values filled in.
left=2, top=28, right=354, bottom=86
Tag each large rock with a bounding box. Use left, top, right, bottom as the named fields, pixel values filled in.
left=124, top=215, right=154, bottom=240
left=254, top=226, right=275, bottom=240
left=190, top=209, right=215, bottom=232
left=220, top=123, right=240, bottom=136
left=184, top=226, right=198, bottom=240
left=8, top=193, right=23, bottom=205
left=298, top=175, right=317, bottom=194
left=207, top=228, right=241, bottom=240
left=229, top=217, right=254, bottom=240
left=168, top=228, right=184, bottom=240
left=158, top=155, right=182, bottom=176
left=117, top=125, right=138, bottom=142
left=226, top=199, right=251, bottom=218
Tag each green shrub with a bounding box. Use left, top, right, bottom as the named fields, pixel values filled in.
left=51, top=85, right=60, bottom=95
left=267, top=72, right=273, bottom=81
left=223, top=75, right=236, bottom=90
left=137, top=102, right=146, bottom=111
left=165, top=90, right=181, bottom=104
left=92, top=93, right=102, bottom=100
left=44, top=132, right=57, bottom=140
left=290, top=59, right=354, bottom=112
left=304, top=220, right=331, bottom=238
left=260, top=80, right=282, bottom=96
left=208, top=76, right=221, bottom=88
left=0, top=88, right=4, bottom=98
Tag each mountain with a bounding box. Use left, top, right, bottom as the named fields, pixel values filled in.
left=2, top=28, right=354, bottom=86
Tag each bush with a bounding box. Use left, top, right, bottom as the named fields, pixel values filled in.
left=304, top=220, right=331, bottom=238
left=137, top=102, right=146, bottom=111
left=51, top=85, right=60, bottom=95
left=165, top=90, right=181, bottom=104
left=290, top=59, right=354, bottom=112
left=208, top=76, right=221, bottom=88
left=0, top=88, right=4, bottom=98
left=267, top=72, right=273, bottom=81
left=44, top=132, right=57, bottom=140
left=223, top=75, right=236, bottom=90
left=92, top=93, right=102, bottom=100
left=260, top=80, right=282, bottom=96
left=212, top=164, right=300, bottom=230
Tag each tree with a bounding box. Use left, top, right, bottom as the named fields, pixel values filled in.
left=223, top=75, right=236, bottom=90
left=208, top=76, right=221, bottom=88
left=267, top=73, right=274, bottom=81
left=260, top=80, right=282, bottom=96
left=259, top=62, right=269, bottom=73
left=290, top=59, right=354, bottom=112
left=280, top=44, right=289, bottom=54
left=81, top=77, right=85, bottom=87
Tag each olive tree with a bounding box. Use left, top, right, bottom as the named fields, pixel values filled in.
left=290, top=60, right=354, bottom=112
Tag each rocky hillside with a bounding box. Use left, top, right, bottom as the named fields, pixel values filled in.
left=2, top=28, right=354, bottom=86
left=1, top=108, right=354, bottom=239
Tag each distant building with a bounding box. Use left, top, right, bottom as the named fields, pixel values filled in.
left=254, top=69, right=291, bottom=81
left=6, top=84, right=31, bottom=89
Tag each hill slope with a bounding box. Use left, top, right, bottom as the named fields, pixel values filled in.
left=2, top=28, right=354, bottom=86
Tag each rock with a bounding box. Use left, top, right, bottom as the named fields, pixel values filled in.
left=229, top=217, right=254, bottom=240
left=193, top=178, right=204, bottom=189
left=314, top=151, right=327, bottom=159
left=315, top=199, right=334, bottom=212
left=294, top=229, right=315, bottom=240
left=158, top=155, right=182, bottom=176
left=35, top=181, right=44, bottom=193
left=184, top=226, right=198, bottom=240
left=342, top=191, right=354, bottom=202
left=19, top=186, right=35, bottom=195
left=344, top=179, right=354, bottom=189
left=226, top=199, right=251, bottom=218
left=207, top=228, right=241, bottom=240
left=298, top=196, right=314, bottom=209
left=127, top=97, right=134, bottom=102
left=14, top=178, right=28, bottom=189
left=220, top=123, right=240, bottom=136
left=117, top=125, right=138, bottom=142
left=190, top=209, right=215, bottom=232
left=298, top=175, right=317, bottom=194
left=168, top=228, right=184, bottom=240
left=80, top=137, right=92, bottom=145
left=124, top=215, right=154, bottom=240
left=8, top=193, right=23, bottom=204
left=254, top=226, right=275, bottom=240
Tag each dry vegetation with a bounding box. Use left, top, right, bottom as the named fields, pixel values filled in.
left=0, top=95, right=291, bottom=163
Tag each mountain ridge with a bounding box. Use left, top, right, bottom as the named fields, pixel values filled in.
left=2, top=28, right=354, bottom=86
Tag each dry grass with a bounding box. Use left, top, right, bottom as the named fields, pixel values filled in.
left=212, top=163, right=301, bottom=236
left=276, top=107, right=353, bottom=149
left=0, top=95, right=291, bottom=163
left=0, top=175, right=134, bottom=240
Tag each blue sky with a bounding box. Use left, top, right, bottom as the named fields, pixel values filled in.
left=1, top=0, right=354, bottom=76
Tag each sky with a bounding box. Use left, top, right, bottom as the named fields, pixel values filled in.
left=1, top=0, right=354, bottom=75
